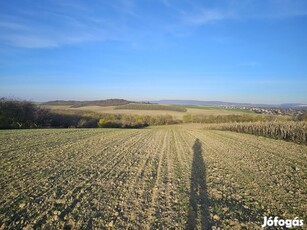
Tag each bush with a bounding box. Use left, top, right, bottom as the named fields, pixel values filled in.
left=98, top=119, right=122, bottom=128
left=0, top=98, right=99, bottom=129
left=97, top=114, right=181, bottom=128
left=77, top=118, right=98, bottom=128
left=0, top=98, right=37, bottom=128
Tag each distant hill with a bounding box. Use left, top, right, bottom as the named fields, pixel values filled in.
left=43, top=99, right=132, bottom=107
left=278, top=103, right=307, bottom=108
left=151, top=100, right=267, bottom=107
left=42, top=99, right=307, bottom=109
left=151, top=100, right=307, bottom=108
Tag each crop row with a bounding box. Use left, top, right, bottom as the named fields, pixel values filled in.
left=0, top=127, right=306, bottom=229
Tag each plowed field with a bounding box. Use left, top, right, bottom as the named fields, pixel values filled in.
left=0, top=126, right=306, bottom=229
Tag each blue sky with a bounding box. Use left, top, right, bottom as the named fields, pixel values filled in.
left=0, top=0, right=307, bottom=103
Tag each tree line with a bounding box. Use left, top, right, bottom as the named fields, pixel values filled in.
left=98, top=113, right=181, bottom=128
left=0, top=99, right=98, bottom=129
left=2, top=99, right=304, bottom=130
left=0, top=99, right=181, bottom=129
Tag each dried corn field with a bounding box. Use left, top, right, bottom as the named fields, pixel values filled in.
left=0, top=126, right=306, bottom=229
left=207, top=121, right=307, bottom=145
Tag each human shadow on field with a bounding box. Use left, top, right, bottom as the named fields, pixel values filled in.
left=186, top=139, right=211, bottom=230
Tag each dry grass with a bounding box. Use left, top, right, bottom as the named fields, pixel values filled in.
left=114, top=103, right=187, bottom=112
left=42, top=105, right=253, bottom=119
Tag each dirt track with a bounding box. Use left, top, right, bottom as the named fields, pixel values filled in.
left=0, top=126, right=306, bottom=229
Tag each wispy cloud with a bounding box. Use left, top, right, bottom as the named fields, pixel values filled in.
left=0, top=17, right=111, bottom=48
left=259, top=0, right=307, bottom=18
left=0, top=21, right=29, bottom=30
left=1, top=35, right=59, bottom=48
left=111, top=0, right=138, bottom=16
left=1, top=0, right=307, bottom=49
left=184, top=9, right=228, bottom=25
left=178, top=0, right=307, bottom=26
left=0, top=1, right=130, bottom=48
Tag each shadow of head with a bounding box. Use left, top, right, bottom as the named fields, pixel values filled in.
left=192, top=138, right=202, bottom=154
